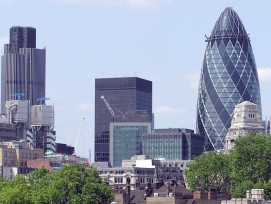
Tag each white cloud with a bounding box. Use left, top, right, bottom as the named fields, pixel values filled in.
left=56, top=0, right=170, bottom=10
left=154, top=106, right=187, bottom=116
left=75, top=103, right=94, bottom=112
left=258, top=67, right=271, bottom=87
left=171, top=72, right=200, bottom=91
left=182, top=73, right=200, bottom=91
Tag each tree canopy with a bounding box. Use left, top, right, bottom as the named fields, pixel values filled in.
left=184, top=133, right=271, bottom=199
left=0, top=164, right=114, bottom=204
left=184, top=151, right=231, bottom=195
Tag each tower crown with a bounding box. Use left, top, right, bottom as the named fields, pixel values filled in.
left=210, top=7, right=248, bottom=39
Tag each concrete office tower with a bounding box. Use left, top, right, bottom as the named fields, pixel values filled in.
left=1, top=27, right=45, bottom=113
left=1, top=27, right=55, bottom=153
left=226, top=101, right=264, bottom=150
left=196, top=8, right=262, bottom=150
left=95, top=77, right=152, bottom=162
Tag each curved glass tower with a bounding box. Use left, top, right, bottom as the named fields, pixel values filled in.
left=196, top=7, right=261, bottom=150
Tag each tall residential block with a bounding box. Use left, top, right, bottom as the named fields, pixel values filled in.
left=95, top=77, right=152, bottom=162
left=1, top=26, right=46, bottom=113
left=196, top=8, right=261, bottom=150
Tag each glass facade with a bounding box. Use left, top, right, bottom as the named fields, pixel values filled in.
left=196, top=7, right=262, bottom=150
left=95, top=77, right=152, bottom=162
left=110, top=122, right=151, bottom=167
left=142, top=129, right=204, bottom=160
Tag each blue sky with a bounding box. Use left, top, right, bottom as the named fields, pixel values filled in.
left=0, top=0, right=270, bottom=160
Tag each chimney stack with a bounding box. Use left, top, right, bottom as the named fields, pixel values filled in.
left=193, top=187, right=203, bottom=199
left=208, top=187, right=217, bottom=199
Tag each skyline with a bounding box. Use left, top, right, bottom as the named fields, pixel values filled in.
left=0, top=0, right=270, bottom=160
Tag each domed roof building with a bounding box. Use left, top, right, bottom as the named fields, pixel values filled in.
left=196, top=7, right=262, bottom=150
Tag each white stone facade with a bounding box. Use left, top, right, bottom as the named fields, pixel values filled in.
left=221, top=189, right=269, bottom=204
left=94, top=155, right=191, bottom=190
left=225, top=101, right=264, bottom=150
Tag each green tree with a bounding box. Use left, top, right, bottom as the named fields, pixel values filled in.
left=185, top=133, right=271, bottom=199
left=0, top=164, right=114, bottom=204
left=264, top=181, right=271, bottom=200
left=184, top=151, right=231, bottom=195
left=0, top=174, right=32, bottom=204
left=29, top=168, right=54, bottom=204
left=50, top=164, right=114, bottom=204
left=230, top=133, right=271, bottom=197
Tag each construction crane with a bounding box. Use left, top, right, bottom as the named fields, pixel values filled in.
left=101, top=96, right=117, bottom=121
left=101, top=96, right=125, bottom=122
left=37, top=97, right=50, bottom=105
left=74, top=117, right=85, bottom=156
left=9, top=93, right=24, bottom=100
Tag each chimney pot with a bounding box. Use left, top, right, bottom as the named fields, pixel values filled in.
left=208, top=187, right=217, bottom=200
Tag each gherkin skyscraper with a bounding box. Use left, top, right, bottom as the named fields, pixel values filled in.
left=196, top=7, right=262, bottom=150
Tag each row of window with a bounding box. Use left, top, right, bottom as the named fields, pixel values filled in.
left=136, top=170, right=154, bottom=175
left=3, top=160, right=15, bottom=166
left=20, top=152, right=39, bottom=159
left=0, top=128, right=16, bottom=133
left=3, top=151, right=16, bottom=158
left=158, top=168, right=181, bottom=173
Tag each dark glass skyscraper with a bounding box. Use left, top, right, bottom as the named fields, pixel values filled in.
left=1, top=27, right=46, bottom=113
left=196, top=7, right=261, bottom=150
left=95, top=77, right=152, bottom=162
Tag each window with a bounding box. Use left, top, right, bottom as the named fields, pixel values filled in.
left=114, top=177, right=123, bottom=183
left=140, top=178, right=145, bottom=184
left=147, top=178, right=153, bottom=183
left=248, top=114, right=255, bottom=118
